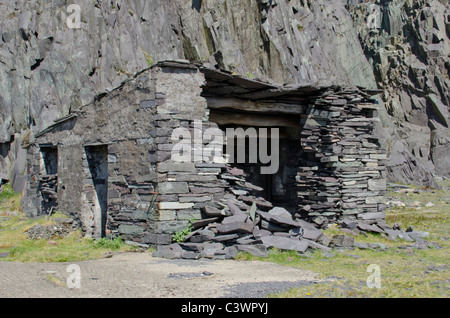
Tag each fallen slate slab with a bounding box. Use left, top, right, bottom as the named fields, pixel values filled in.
left=217, top=221, right=253, bottom=234
left=191, top=217, right=221, bottom=230
left=355, top=242, right=370, bottom=249
left=384, top=229, right=402, bottom=240
left=330, top=235, right=355, bottom=248
left=258, top=211, right=301, bottom=228
left=301, top=227, right=323, bottom=241
left=181, top=251, right=201, bottom=259
left=227, top=199, right=244, bottom=215
left=261, top=220, right=289, bottom=232
left=222, top=214, right=248, bottom=224
left=152, top=243, right=184, bottom=259
left=235, top=244, right=269, bottom=258
left=296, top=219, right=320, bottom=230
left=316, top=233, right=331, bottom=247
left=203, top=205, right=225, bottom=217
left=398, top=232, right=415, bottom=242
left=225, top=246, right=238, bottom=259
left=408, top=231, right=430, bottom=239
left=253, top=227, right=272, bottom=239
left=288, top=227, right=304, bottom=237
left=238, top=196, right=273, bottom=208
left=356, top=221, right=384, bottom=234
left=268, top=207, right=293, bottom=220
left=210, top=233, right=241, bottom=242
left=189, top=229, right=216, bottom=243
left=179, top=242, right=204, bottom=252
left=261, top=236, right=309, bottom=253
left=303, top=239, right=332, bottom=252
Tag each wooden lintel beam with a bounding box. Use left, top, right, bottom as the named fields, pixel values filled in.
left=206, top=97, right=304, bottom=115
left=209, top=110, right=300, bottom=128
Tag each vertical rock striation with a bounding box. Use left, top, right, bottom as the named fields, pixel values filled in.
left=0, top=0, right=448, bottom=190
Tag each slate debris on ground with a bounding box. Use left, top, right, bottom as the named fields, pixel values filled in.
left=25, top=217, right=76, bottom=240
left=152, top=166, right=440, bottom=260
left=153, top=168, right=331, bottom=259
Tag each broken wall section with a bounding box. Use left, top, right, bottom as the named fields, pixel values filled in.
left=297, top=87, right=386, bottom=227
left=23, top=68, right=161, bottom=240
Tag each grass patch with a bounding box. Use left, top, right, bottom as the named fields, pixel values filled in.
left=0, top=186, right=134, bottom=263
left=0, top=184, right=22, bottom=213
left=0, top=218, right=134, bottom=263
left=236, top=181, right=450, bottom=298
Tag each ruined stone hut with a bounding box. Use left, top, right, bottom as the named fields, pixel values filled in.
left=23, top=60, right=387, bottom=244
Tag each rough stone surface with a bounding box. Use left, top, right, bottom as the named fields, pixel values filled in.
left=0, top=0, right=448, bottom=194
left=261, top=236, right=309, bottom=253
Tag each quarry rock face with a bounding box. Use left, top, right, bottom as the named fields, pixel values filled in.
left=346, top=0, right=450, bottom=185
left=0, top=0, right=449, bottom=191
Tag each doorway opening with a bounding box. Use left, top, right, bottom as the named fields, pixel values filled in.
left=39, top=146, right=58, bottom=214
left=84, top=145, right=108, bottom=238
left=223, top=125, right=302, bottom=214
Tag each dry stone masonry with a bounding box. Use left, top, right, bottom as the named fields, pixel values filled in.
left=297, top=87, right=386, bottom=224
left=23, top=60, right=387, bottom=251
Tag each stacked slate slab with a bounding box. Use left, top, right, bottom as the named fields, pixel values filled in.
left=38, top=174, right=58, bottom=214
left=296, top=87, right=386, bottom=227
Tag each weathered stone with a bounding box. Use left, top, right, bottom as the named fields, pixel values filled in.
left=224, top=246, right=238, bottom=259
left=181, top=251, right=201, bottom=259
left=118, top=224, right=144, bottom=236
left=189, top=229, right=216, bottom=243
left=217, top=221, right=253, bottom=234
left=301, top=227, right=323, bottom=241
left=157, top=182, right=189, bottom=194
left=368, top=179, right=386, bottom=191
left=203, top=205, right=224, bottom=217
left=303, top=239, right=332, bottom=252
left=222, top=214, right=248, bottom=224
left=360, top=211, right=386, bottom=220
left=235, top=244, right=269, bottom=258
left=158, top=202, right=195, bottom=210
left=191, top=217, right=221, bottom=230
left=356, top=221, right=384, bottom=233
left=211, top=234, right=240, bottom=242
left=258, top=211, right=300, bottom=228
left=141, top=233, right=172, bottom=245
left=226, top=199, right=244, bottom=215
left=330, top=235, right=355, bottom=248
left=140, top=100, right=157, bottom=109
left=157, top=161, right=196, bottom=173
left=260, top=220, right=289, bottom=232
left=261, top=236, right=309, bottom=253
left=152, top=243, right=184, bottom=259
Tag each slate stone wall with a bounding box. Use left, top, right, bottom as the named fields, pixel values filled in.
left=297, top=87, right=386, bottom=225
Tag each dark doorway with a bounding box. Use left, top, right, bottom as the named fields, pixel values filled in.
left=85, top=145, right=108, bottom=238
left=41, top=146, right=58, bottom=175
left=223, top=125, right=301, bottom=213
left=39, top=146, right=58, bottom=214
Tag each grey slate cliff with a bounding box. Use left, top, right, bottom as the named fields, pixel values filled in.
left=0, top=0, right=448, bottom=191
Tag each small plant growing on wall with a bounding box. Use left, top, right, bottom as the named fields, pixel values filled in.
left=172, top=218, right=196, bottom=243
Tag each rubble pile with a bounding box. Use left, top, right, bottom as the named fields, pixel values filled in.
left=153, top=166, right=333, bottom=259
left=26, top=217, right=76, bottom=240
left=152, top=165, right=440, bottom=260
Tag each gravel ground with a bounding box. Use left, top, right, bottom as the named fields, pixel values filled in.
left=0, top=252, right=324, bottom=298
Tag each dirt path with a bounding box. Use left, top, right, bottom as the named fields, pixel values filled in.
left=0, top=252, right=324, bottom=298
